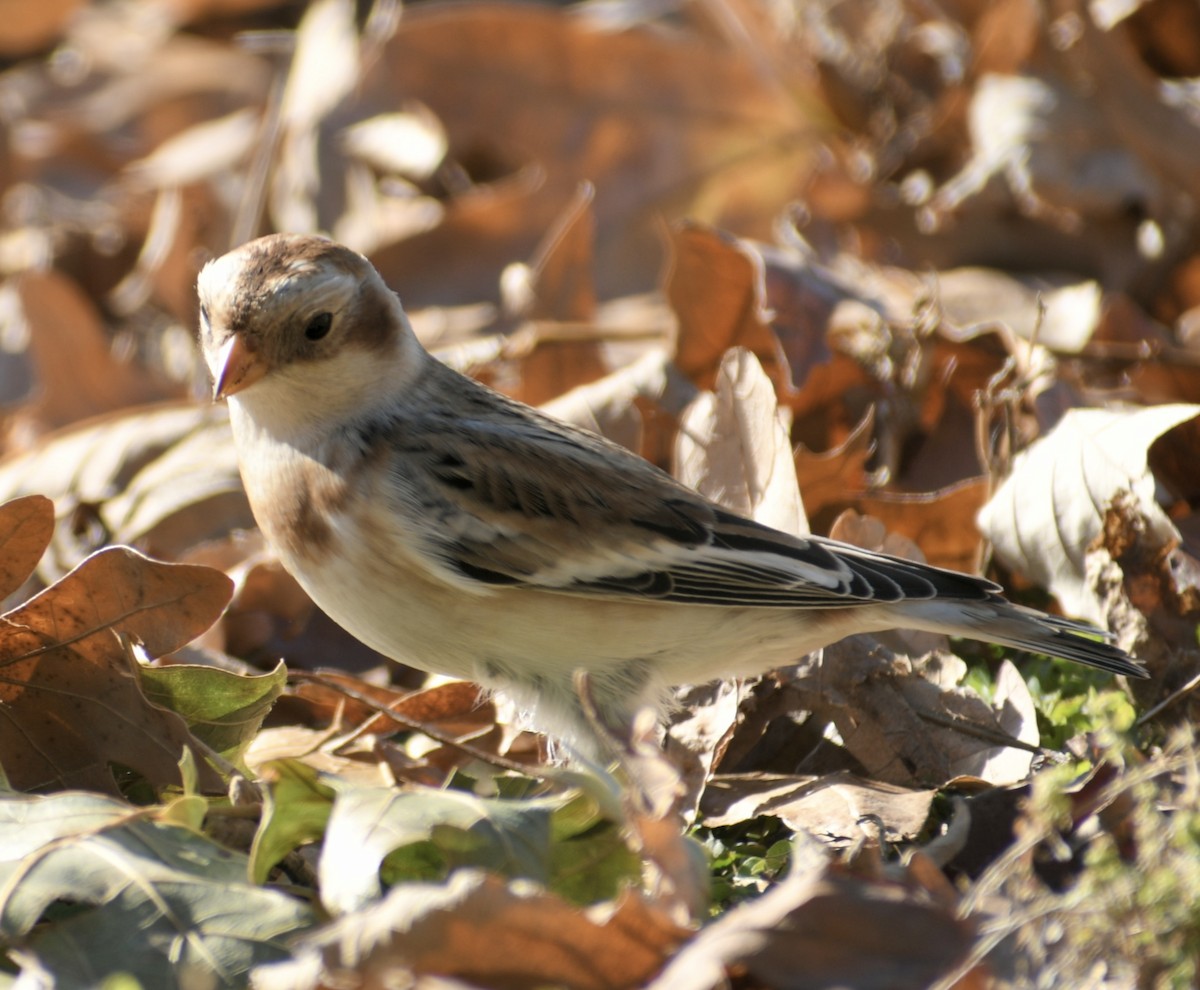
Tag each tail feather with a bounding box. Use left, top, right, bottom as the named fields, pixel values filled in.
left=899, top=599, right=1148, bottom=679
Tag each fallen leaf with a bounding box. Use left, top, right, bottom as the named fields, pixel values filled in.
left=675, top=347, right=807, bottom=536
left=340, top=109, right=448, bottom=181
left=978, top=404, right=1199, bottom=622
left=0, top=546, right=232, bottom=793
left=508, top=183, right=608, bottom=406
left=0, top=0, right=82, bottom=55
left=649, top=834, right=974, bottom=990
left=793, top=407, right=873, bottom=534
left=701, top=770, right=935, bottom=842
left=668, top=222, right=788, bottom=395
left=11, top=270, right=183, bottom=440
left=138, top=659, right=286, bottom=770
left=253, top=870, right=688, bottom=990
left=0, top=403, right=248, bottom=580
left=270, top=0, right=362, bottom=234
left=794, top=639, right=1038, bottom=788
left=367, top=4, right=802, bottom=300
left=127, top=108, right=261, bottom=190
left=859, top=478, right=988, bottom=575
left=0, top=790, right=314, bottom=988
left=0, top=493, right=53, bottom=601
left=250, top=759, right=337, bottom=886
left=935, top=267, right=1105, bottom=353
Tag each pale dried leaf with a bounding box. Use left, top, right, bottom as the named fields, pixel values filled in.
left=280, top=0, right=360, bottom=130
left=701, top=770, right=935, bottom=841
left=127, top=108, right=260, bottom=189
left=245, top=726, right=399, bottom=786
left=341, top=110, right=448, bottom=181
left=676, top=348, right=807, bottom=536
left=0, top=403, right=247, bottom=578
left=663, top=678, right=748, bottom=824
left=973, top=659, right=1038, bottom=785
left=978, top=404, right=1199, bottom=622
left=936, top=267, right=1104, bottom=353
left=272, top=0, right=361, bottom=233
left=792, top=633, right=1036, bottom=788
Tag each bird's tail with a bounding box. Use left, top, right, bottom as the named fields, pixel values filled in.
left=894, top=599, right=1148, bottom=679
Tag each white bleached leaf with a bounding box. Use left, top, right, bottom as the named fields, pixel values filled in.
left=675, top=348, right=807, bottom=536
left=341, top=110, right=448, bottom=180
left=978, top=404, right=1199, bottom=622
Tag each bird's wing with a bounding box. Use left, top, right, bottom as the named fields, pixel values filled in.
left=372, top=392, right=1000, bottom=610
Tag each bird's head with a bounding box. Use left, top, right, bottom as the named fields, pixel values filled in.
left=197, top=234, right=422, bottom=421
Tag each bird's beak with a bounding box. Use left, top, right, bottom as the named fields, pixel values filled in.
left=212, top=334, right=268, bottom=400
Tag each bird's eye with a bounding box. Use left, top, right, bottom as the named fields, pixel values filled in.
left=304, top=312, right=333, bottom=341
left=199, top=304, right=209, bottom=327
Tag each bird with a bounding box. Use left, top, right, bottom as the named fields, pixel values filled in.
left=197, top=233, right=1147, bottom=751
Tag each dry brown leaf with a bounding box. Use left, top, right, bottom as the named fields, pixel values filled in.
left=0, top=546, right=231, bottom=792
left=10, top=270, right=183, bottom=441
left=650, top=834, right=975, bottom=990
left=508, top=183, right=607, bottom=406
left=365, top=4, right=803, bottom=300
left=284, top=672, right=487, bottom=735
left=1086, top=490, right=1200, bottom=690
left=675, top=347, right=806, bottom=536
left=526, top=181, right=597, bottom=324
left=859, top=478, right=988, bottom=575
left=668, top=222, right=788, bottom=395
left=794, top=407, right=873, bottom=534
left=0, top=494, right=53, bottom=601
left=972, top=0, right=1040, bottom=75
left=256, top=871, right=690, bottom=990
left=762, top=250, right=867, bottom=412
left=370, top=166, right=561, bottom=309
left=539, top=349, right=688, bottom=456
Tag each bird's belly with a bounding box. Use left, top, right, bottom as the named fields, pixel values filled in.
left=280, top=529, right=858, bottom=691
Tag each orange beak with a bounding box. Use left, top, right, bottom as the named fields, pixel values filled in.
left=213, top=335, right=269, bottom=400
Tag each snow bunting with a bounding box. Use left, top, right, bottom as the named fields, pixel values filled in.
left=198, top=234, right=1147, bottom=747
